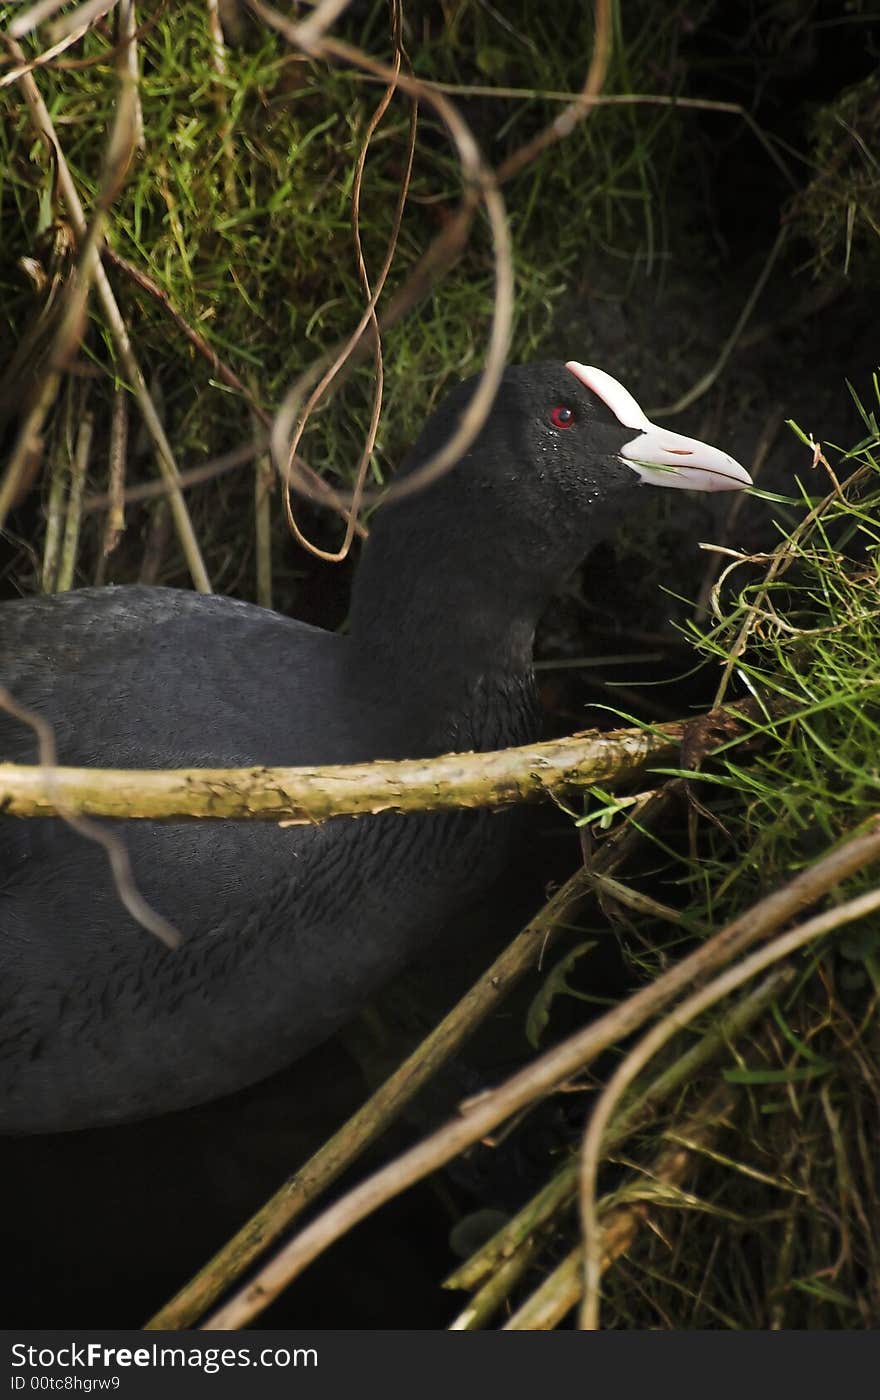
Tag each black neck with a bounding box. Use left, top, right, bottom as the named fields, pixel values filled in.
left=348, top=509, right=543, bottom=754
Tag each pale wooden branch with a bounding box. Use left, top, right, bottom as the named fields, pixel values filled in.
left=0, top=721, right=684, bottom=822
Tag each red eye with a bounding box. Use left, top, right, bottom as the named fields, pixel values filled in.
left=549, top=405, right=575, bottom=429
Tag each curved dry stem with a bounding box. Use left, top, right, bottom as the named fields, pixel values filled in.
left=255, top=0, right=613, bottom=521
left=284, top=0, right=416, bottom=562
left=250, top=4, right=515, bottom=516
left=577, top=881, right=880, bottom=1329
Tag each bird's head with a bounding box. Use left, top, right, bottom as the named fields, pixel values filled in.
left=386, top=360, right=750, bottom=588
left=352, top=361, right=752, bottom=672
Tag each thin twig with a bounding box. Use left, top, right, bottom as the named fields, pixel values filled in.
left=249, top=3, right=514, bottom=517
left=55, top=409, right=92, bottom=591
left=152, top=788, right=678, bottom=1329
left=694, top=403, right=785, bottom=621
left=354, top=79, right=795, bottom=190
left=494, top=0, right=612, bottom=184
left=52, top=0, right=119, bottom=38
left=101, top=247, right=270, bottom=423
left=0, top=20, right=99, bottom=89
left=253, top=411, right=273, bottom=611
left=99, top=248, right=367, bottom=537
left=102, top=382, right=128, bottom=559
left=205, top=0, right=236, bottom=202
left=41, top=402, right=69, bottom=593
left=119, top=0, right=144, bottom=151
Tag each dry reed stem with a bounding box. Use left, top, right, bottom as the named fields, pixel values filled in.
left=1, top=28, right=211, bottom=592
left=0, top=24, right=138, bottom=529
left=201, top=818, right=880, bottom=1328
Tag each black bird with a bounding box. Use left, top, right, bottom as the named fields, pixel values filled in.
left=0, top=362, right=750, bottom=1135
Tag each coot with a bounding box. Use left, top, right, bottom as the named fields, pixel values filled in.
left=0, top=362, right=749, bottom=1134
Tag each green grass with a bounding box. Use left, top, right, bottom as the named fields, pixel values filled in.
left=0, top=0, right=693, bottom=597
